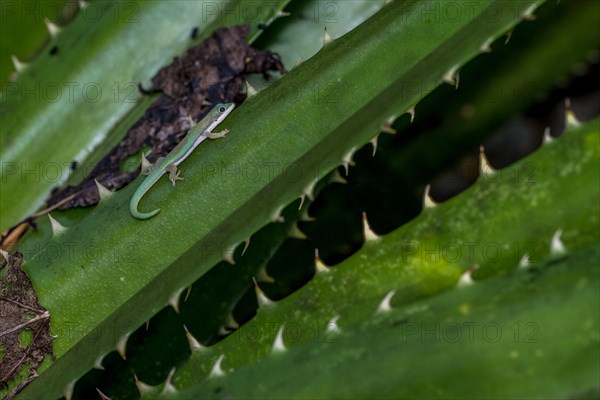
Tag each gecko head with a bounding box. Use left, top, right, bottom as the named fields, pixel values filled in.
left=211, top=103, right=235, bottom=123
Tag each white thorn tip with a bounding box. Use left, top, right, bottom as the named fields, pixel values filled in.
left=161, top=368, right=177, bottom=395
left=314, top=249, right=329, bottom=273
left=407, top=106, right=415, bottom=123
left=95, top=179, right=112, bottom=200
left=543, top=127, right=553, bottom=144
left=48, top=213, right=67, bottom=236
left=323, top=26, right=332, bottom=45
left=565, top=98, right=580, bottom=128
left=140, top=153, right=152, bottom=174
left=298, top=194, right=306, bottom=210
left=362, top=212, right=380, bottom=242
left=64, top=381, right=75, bottom=400
left=458, top=265, right=479, bottom=286
left=326, top=315, right=340, bottom=334
left=329, top=169, right=348, bottom=185
left=245, top=80, right=257, bottom=97
left=78, top=0, right=88, bottom=9
left=521, top=3, right=538, bottom=20
left=518, top=254, right=530, bottom=269
left=255, top=266, right=276, bottom=283
left=422, top=185, right=437, bottom=209
left=116, top=332, right=131, bottom=359
left=184, top=325, right=206, bottom=353
left=241, top=237, right=251, bottom=256
left=288, top=223, right=308, bottom=240
left=443, top=65, right=460, bottom=89
left=377, top=290, right=395, bottom=313
left=551, top=229, right=566, bottom=255
left=134, top=374, right=157, bottom=396
left=270, top=205, right=285, bottom=223
left=225, top=311, right=240, bottom=330
left=44, top=17, right=61, bottom=36
left=96, top=388, right=111, bottom=400
left=253, top=277, right=274, bottom=306
left=342, top=147, right=357, bottom=176
left=479, top=146, right=495, bottom=175
left=480, top=38, right=493, bottom=53
left=302, top=179, right=318, bottom=202
left=300, top=206, right=316, bottom=222
left=11, top=54, right=27, bottom=72
left=370, top=135, right=378, bottom=156
left=209, top=355, right=226, bottom=378
left=93, top=354, right=105, bottom=370
left=380, top=122, right=396, bottom=134
left=168, top=287, right=185, bottom=313
left=218, top=325, right=233, bottom=336
left=272, top=325, right=286, bottom=353
left=223, top=243, right=237, bottom=265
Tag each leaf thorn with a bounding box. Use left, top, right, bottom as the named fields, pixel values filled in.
left=272, top=324, right=286, bottom=353
left=362, top=212, right=380, bottom=242
left=376, top=290, right=395, bottom=314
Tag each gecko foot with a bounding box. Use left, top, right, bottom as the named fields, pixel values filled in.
left=166, top=164, right=184, bottom=186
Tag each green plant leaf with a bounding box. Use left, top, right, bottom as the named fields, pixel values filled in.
left=5, top=0, right=560, bottom=398
left=167, top=117, right=600, bottom=398
left=0, top=0, right=290, bottom=232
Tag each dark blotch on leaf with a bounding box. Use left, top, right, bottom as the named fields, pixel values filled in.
left=391, top=317, right=409, bottom=328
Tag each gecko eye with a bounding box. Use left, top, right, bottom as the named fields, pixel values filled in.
left=218, top=106, right=226, bottom=113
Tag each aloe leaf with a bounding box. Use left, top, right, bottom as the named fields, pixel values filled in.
left=254, top=0, right=382, bottom=69
left=324, top=0, right=600, bottom=244
left=0, top=0, right=290, bottom=232
left=0, top=0, right=72, bottom=84
left=384, top=0, right=600, bottom=172
left=70, top=195, right=316, bottom=398
left=10, top=0, right=547, bottom=398
left=173, top=246, right=600, bottom=399
left=167, top=118, right=600, bottom=397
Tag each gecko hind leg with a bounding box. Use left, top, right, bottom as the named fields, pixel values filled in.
left=166, top=163, right=184, bottom=186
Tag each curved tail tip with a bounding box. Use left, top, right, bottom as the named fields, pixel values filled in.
left=131, top=208, right=161, bottom=220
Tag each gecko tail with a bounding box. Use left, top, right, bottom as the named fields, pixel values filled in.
left=130, top=206, right=161, bottom=220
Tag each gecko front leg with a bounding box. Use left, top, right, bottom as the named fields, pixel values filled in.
left=166, top=163, right=184, bottom=186
left=206, top=129, right=229, bottom=139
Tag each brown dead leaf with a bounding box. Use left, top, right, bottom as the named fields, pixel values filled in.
left=0, top=250, right=53, bottom=399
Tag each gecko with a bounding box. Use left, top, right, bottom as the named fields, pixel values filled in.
left=130, top=103, right=235, bottom=219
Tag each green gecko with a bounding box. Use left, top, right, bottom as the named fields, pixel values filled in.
left=130, top=103, right=235, bottom=219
